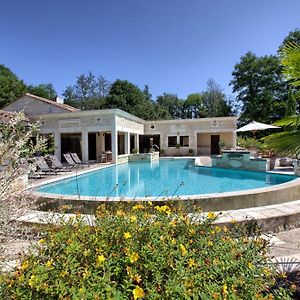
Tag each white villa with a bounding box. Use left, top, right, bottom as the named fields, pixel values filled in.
left=3, top=93, right=237, bottom=163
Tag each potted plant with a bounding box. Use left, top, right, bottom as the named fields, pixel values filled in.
left=188, top=149, right=194, bottom=156
left=218, top=141, right=226, bottom=152
left=293, top=156, right=300, bottom=176
left=132, top=148, right=138, bottom=154
left=261, top=148, right=277, bottom=170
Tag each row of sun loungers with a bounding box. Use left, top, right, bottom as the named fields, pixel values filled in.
left=32, top=153, right=91, bottom=177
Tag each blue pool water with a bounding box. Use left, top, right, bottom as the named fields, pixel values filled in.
left=36, top=159, right=297, bottom=198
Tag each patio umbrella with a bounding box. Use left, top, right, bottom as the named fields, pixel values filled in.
left=236, top=121, right=280, bottom=138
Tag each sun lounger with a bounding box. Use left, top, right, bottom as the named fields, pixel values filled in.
left=47, top=155, right=73, bottom=172
left=71, top=153, right=89, bottom=166
left=35, top=157, right=56, bottom=175
left=63, top=153, right=81, bottom=168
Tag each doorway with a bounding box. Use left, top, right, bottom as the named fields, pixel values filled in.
left=88, top=133, right=96, bottom=161
left=61, top=133, right=82, bottom=161
left=211, top=135, right=220, bottom=155
left=139, top=135, right=160, bottom=153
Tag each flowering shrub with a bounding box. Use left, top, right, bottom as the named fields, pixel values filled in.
left=0, top=203, right=291, bottom=299
left=0, top=112, right=46, bottom=262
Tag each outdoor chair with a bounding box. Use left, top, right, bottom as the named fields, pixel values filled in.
left=71, top=153, right=89, bottom=166
left=35, top=157, right=57, bottom=175
left=47, top=155, right=73, bottom=172
left=63, top=153, right=80, bottom=168
left=100, top=153, right=107, bottom=163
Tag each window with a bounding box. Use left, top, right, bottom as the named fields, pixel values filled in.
left=168, top=136, right=177, bottom=147
left=180, top=136, right=189, bottom=147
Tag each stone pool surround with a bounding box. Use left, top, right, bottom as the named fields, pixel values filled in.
left=29, top=160, right=300, bottom=214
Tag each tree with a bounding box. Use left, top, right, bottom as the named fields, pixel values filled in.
left=202, top=79, right=232, bottom=117
left=0, top=64, right=26, bottom=108
left=105, top=80, right=163, bottom=120
left=105, top=80, right=144, bottom=111
left=278, top=28, right=300, bottom=53
left=156, top=93, right=183, bottom=119
left=27, top=83, right=57, bottom=100
left=63, top=72, right=110, bottom=110
left=230, top=52, right=287, bottom=125
left=182, top=93, right=206, bottom=118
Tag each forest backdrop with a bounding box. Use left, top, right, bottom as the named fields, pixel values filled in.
left=0, top=28, right=299, bottom=125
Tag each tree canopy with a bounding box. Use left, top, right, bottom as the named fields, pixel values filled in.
left=27, top=84, right=57, bottom=100
left=230, top=52, right=287, bottom=125
left=63, top=72, right=110, bottom=110
left=0, top=64, right=26, bottom=108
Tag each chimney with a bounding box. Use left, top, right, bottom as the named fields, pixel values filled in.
left=56, top=96, right=64, bottom=104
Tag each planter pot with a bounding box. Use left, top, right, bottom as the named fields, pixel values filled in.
left=293, top=159, right=300, bottom=176
left=266, top=157, right=276, bottom=171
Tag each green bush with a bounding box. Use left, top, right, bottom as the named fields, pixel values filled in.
left=0, top=203, right=290, bottom=299
left=237, top=137, right=263, bottom=150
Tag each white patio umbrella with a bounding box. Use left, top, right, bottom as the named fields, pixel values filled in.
left=236, top=121, right=280, bottom=138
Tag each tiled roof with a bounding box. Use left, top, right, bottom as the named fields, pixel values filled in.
left=23, top=93, right=80, bottom=112
left=0, top=110, right=25, bottom=124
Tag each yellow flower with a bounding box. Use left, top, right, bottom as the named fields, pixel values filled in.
left=28, top=275, right=36, bottom=287
left=207, top=212, right=217, bottom=219
left=248, top=262, right=253, bottom=269
left=215, top=226, right=222, bottom=232
left=20, top=260, right=29, bottom=271
left=158, top=205, right=171, bottom=214
left=124, top=232, right=132, bottom=239
left=96, top=254, right=106, bottom=265
left=60, top=270, right=69, bottom=277
left=83, top=249, right=90, bottom=257
left=222, top=283, right=228, bottom=296
left=180, top=244, right=187, bottom=256
left=189, top=228, right=195, bottom=235
left=46, top=259, right=53, bottom=267
left=147, top=201, right=153, bottom=206
left=262, top=267, right=271, bottom=278
left=129, top=252, right=139, bottom=263
left=116, top=210, right=126, bottom=216
left=171, top=238, right=176, bottom=245
left=38, top=238, right=46, bottom=244
left=207, top=240, right=213, bottom=247
left=132, top=274, right=142, bottom=283
left=133, top=286, right=145, bottom=299
left=169, top=219, right=177, bottom=227
left=130, top=215, right=137, bottom=222
left=133, top=204, right=144, bottom=210
left=82, top=269, right=90, bottom=279
left=188, top=258, right=196, bottom=268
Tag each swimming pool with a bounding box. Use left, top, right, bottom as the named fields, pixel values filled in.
left=37, top=159, right=296, bottom=198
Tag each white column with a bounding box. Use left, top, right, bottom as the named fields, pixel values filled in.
left=135, top=134, right=139, bottom=153
left=232, top=131, right=237, bottom=149
left=54, top=131, right=61, bottom=161
left=81, top=130, right=89, bottom=163
left=193, top=132, right=198, bottom=155
left=124, top=132, right=130, bottom=154
left=111, top=117, right=118, bottom=164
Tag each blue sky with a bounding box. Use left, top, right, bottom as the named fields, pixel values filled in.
left=0, top=0, right=299, bottom=99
